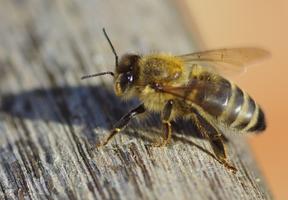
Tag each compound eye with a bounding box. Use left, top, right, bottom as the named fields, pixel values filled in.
left=119, top=72, right=134, bottom=91
left=126, top=72, right=133, bottom=83
left=122, top=72, right=133, bottom=83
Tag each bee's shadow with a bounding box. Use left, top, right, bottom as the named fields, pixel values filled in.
left=0, top=85, right=219, bottom=145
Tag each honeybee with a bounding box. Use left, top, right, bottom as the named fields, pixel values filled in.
left=82, top=28, right=269, bottom=172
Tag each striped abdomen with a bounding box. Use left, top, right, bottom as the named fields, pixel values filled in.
left=188, top=73, right=266, bottom=133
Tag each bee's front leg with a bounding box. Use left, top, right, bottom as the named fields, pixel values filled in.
left=153, top=100, right=174, bottom=147
left=96, top=103, right=146, bottom=147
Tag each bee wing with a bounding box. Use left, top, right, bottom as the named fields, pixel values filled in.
left=159, top=79, right=230, bottom=105
left=178, top=48, right=270, bottom=76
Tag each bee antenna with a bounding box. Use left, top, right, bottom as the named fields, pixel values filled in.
left=81, top=71, right=114, bottom=80
left=102, top=28, right=119, bottom=67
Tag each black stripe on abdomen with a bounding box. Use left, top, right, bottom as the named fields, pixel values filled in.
left=232, top=94, right=256, bottom=130
left=247, top=107, right=266, bottom=132
left=224, top=86, right=244, bottom=125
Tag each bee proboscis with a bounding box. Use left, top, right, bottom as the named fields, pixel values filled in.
left=82, top=28, right=269, bottom=173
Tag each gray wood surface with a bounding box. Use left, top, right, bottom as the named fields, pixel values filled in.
left=0, top=0, right=272, bottom=199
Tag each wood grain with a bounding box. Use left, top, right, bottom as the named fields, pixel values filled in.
left=0, top=0, right=272, bottom=199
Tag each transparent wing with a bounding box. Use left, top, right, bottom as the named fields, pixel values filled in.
left=178, top=47, right=270, bottom=76
left=159, top=78, right=230, bottom=104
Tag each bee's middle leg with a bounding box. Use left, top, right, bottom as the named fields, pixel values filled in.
left=96, top=103, right=146, bottom=147
left=153, top=100, right=174, bottom=147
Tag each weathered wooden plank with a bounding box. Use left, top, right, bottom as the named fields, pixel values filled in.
left=0, top=0, right=272, bottom=199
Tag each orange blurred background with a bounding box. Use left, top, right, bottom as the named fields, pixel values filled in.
left=179, top=0, right=288, bottom=199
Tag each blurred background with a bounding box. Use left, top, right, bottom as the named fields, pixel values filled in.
left=179, top=0, right=287, bottom=199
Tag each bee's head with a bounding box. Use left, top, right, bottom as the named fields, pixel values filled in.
left=81, top=28, right=140, bottom=99
left=114, top=54, right=140, bottom=97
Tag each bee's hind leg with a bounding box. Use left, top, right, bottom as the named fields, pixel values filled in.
left=191, top=108, right=237, bottom=173
left=96, top=103, right=146, bottom=147
left=152, top=100, right=174, bottom=147
left=208, top=134, right=237, bottom=173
